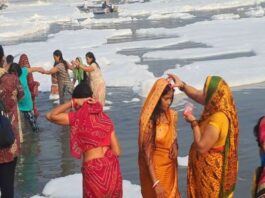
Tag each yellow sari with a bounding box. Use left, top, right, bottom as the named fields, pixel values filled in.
left=138, top=78, right=180, bottom=198
left=187, top=76, right=239, bottom=198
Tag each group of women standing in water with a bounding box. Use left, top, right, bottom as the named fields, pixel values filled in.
left=138, top=74, right=239, bottom=198
left=4, top=44, right=265, bottom=198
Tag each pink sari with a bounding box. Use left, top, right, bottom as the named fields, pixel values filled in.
left=69, top=102, right=122, bottom=198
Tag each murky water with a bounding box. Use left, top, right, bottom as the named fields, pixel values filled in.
left=2, top=0, right=264, bottom=197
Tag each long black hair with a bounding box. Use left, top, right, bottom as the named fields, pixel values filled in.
left=254, top=116, right=265, bottom=147
left=53, top=50, right=68, bottom=70
left=150, top=85, right=174, bottom=148
left=0, top=45, right=4, bottom=68
left=72, top=82, right=93, bottom=98
left=86, top=52, right=100, bottom=69
left=8, top=63, right=22, bottom=77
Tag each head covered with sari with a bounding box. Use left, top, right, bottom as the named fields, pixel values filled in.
left=201, top=76, right=239, bottom=197
left=139, top=78, right=173, bottom=149
left=73, top=57, right=85, bottom=83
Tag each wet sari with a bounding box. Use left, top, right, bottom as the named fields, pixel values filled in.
left=138, top=78, right=180, bottom=198
left=187, top=76, right=239, bottom=198
left=69, top=102, right=122, bottom=197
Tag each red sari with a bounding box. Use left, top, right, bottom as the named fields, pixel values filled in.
left=19, top=54, right=40, bottom=117
left=68, top=102, right=122, bottom=198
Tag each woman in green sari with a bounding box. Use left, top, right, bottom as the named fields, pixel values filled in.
left=168, top=74, right=239, bottom=198
left=72, top=57, right=89, bottom=85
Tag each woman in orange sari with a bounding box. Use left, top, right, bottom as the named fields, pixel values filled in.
left=138, top=78, right=180, bottom=198
left=169, top=74, right=239, bottom=198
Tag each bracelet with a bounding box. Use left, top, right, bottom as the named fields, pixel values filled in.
left=190, top=120, right=199, bottom=128
left=179, top=81, right=186, bottom=91
left=152, top=180, right=160, bottom=189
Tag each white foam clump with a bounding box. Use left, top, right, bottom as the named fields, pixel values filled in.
left=0, top=1, right=83, bottom=43
left=178, top=155, right=189, bottom=167
left=31, top=174, right=142, bottom=198
left=211, top=13, right=240, bottom=20
left=136, top=17, right=265, bottom=97
left=148, top=12, right=195, bottom=20
left=123, top=98, right=140, bottom=103
left=119, top=0, right=265, bottom=18
left=4, top=28, right=155, bottom=92
left=245, top=6, right=265, bottom=17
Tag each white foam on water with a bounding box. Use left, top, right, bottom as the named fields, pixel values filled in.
left=136, top=17, right=265, bottom=97
left=123, top=98, right=140, bottom=103
left=211, top=13, right=240, bottom=20
left=148, top=12, right=195, bottom=20
left=143, top=47, right=252, bottom=60
left=178, top=155, right=189, bottom=167
left=31, top=174, right=142, bottom=198
left=245, top=6, right=265, bottom=17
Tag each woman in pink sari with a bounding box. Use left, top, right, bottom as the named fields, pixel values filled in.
left=46, top=83, right=122, bottom=198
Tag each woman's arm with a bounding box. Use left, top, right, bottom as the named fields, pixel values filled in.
left=184, top=113, right=219, bottom=154
left=168, top=73, right=205, bottom=105
left=67, top=62, right=75, bottom=70
left=78, top=63, right=94, bottom=73
left=46, top=101, right=71, bottom=125
left=110, top=131, right=121, bottom=156
left=46, top=98, right=95, bottom=125
left=43, top=67, right=59, bottom=75
left=27, top=67, right=45, bottom=74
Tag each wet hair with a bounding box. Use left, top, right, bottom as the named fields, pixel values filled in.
left=72, top=82, right=93, bottom=98
left=254, top=116, right=265, bottom=147
left=8, top=63, right=22, bottom=77
left=53, top=50, right=68, bottom=70
left=6, top=55, right=14, bottom=64
left=0, top=45, right=4, bottom=68
left=150, top=85, right=174, bottom=148
left=86, top=52, right=100, bottom=69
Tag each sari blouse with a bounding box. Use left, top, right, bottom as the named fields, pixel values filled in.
left=68, top=102, right=114, bottom=159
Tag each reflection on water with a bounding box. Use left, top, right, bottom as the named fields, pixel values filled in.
left=14, top=84, right=265, bottom=198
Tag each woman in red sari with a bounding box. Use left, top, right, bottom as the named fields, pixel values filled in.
left=19, top=54, right=40, bottom=118
left=46, top=83, right=123, bottom=198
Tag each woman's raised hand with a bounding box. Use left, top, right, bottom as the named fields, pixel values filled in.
left=167, top=73, right=183, bottom=88
left=73, top=97, right=96, bottom=107
left=183, top=112, right=196, bottom=123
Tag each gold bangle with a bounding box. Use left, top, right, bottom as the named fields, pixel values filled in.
left=179, top=81, right=186, bottom=91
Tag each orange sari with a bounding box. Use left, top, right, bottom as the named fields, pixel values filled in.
left=138, top=78, right=180, bottom=198
left=187, top=76, right=239, bottom=198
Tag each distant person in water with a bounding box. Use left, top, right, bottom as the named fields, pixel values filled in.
left=46, top=83, right=123, bottom=197
left=71, top=57, right=89, bottom=86
left=43, top=50, right=74, bottom=104
left=253, top=116, right=265, bottom=198
left=17, top=56, right=45, bottom=132
left=74, top=52, right=106, bottom=106
left=19, top=54, right=41, bottom=118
